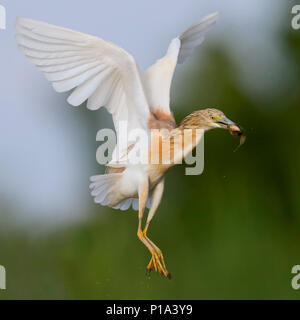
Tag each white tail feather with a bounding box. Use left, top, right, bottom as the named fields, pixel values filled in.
left=113, top=197, right=151, bottom=211
left=89, top=173, right=151, bottom=211
left=89, top=173, right=123, bottom=207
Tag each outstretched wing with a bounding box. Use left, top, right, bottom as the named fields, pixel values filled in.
left=142, top=12, right=219, bottom=119
left=15, top=17, right=150, bottom=162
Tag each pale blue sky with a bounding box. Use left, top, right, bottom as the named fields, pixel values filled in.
left=0, top=0, right=289, bottom=226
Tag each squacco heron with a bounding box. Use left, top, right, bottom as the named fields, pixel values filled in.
left=15, top=12, right=245, bottom=279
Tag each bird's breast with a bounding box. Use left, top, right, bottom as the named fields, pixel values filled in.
left=147, top=164, right=168, bottom=190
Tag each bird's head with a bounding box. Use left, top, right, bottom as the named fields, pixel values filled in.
left=179, top=108, right=246, bottom=149
left=180, top=108, right=238, bottom=131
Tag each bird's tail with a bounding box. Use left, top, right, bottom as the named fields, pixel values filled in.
left=89, top=173, right=152, bottom=211
left=89, top=173, right=123, bottom=207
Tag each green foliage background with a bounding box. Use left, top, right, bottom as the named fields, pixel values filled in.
left=1, top=11, right=300, bottom=300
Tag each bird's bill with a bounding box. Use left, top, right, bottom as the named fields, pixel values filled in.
left=215, top=116, right=237, bottom=129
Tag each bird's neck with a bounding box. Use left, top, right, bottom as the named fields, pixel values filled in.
left=177, top=116, right=211, bottom=132
left=148, top=115, right=207, bottom=168
left=167, top=112, right=209, bottom=164
left=157, top=125, right=204, bottom=167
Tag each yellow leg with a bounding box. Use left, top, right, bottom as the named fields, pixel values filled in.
left=143, top=179, right=170, bottom=279
left=137, top=179, right=170, bottom=279
left=143, top=221, right=170, bottom=279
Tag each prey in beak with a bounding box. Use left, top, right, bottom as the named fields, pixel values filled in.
left=216, top=116, right=246, bottom=151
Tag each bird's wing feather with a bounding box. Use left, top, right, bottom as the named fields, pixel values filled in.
left=142, top=12, right=219, bottom=118
left=15, top=17, right=150, bottom=162
left=177, top=12, right=219, bottom=64
left=142, top=38, right=180, bottom=117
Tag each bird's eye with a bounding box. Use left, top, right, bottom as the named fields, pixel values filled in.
left=212, top=115, right=222, bottom=122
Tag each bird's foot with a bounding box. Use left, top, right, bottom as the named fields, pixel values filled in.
left=146, top=249, right=171, bottom=279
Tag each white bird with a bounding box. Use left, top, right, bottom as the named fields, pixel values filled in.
left=15, top=12, right=243, bottom=278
